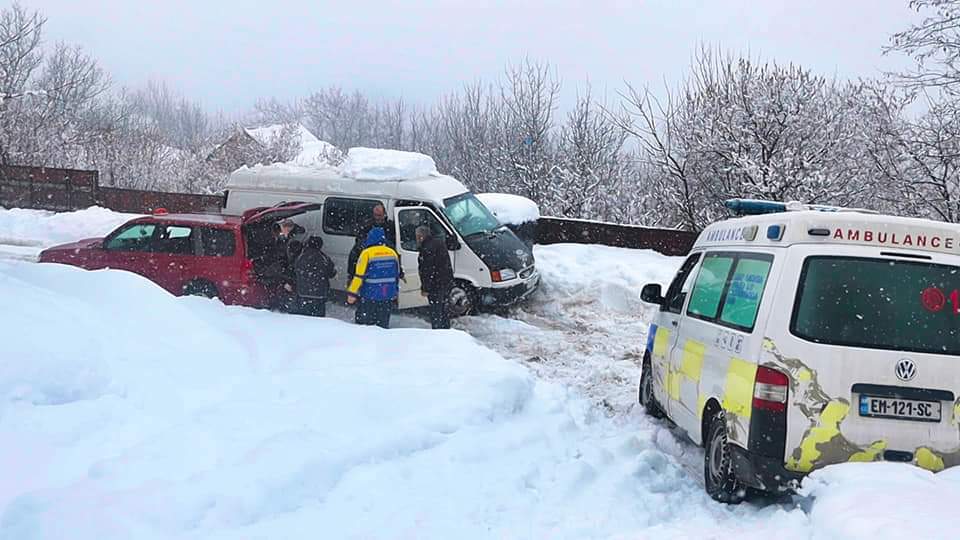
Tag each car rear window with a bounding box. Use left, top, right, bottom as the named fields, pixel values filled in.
left=201, top=228, right=236, bottom=257
left=792, top=256, right=960, bottom=356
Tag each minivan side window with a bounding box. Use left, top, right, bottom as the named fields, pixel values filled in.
left=104, top=223, right=157, bottom=251
left=154, top=225, right=195, bottom=255
left=688, top=255, right=735, bottom=319
left=663, top=253, right=701, bottom=313
left=687, top=252, right=774, bottom=332
left=200, top=228, right=236, bottom=257
left=323, top=198, right=383, bottom=236
left=719, top=257, right=773, bottom=329
left=397, top=208, right=448, bottom=252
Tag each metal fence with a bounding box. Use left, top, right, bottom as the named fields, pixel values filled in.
left=98, top=187, right=224, bottom=214
left=0, top=166, right=98, bottom=211
left=535, top=217, right=696, bottom=256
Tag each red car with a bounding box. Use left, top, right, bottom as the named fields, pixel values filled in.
left=38, top=202, right=322, bottom=308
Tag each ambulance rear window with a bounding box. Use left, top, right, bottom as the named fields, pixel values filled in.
left=792, top=256, right=960, bottom=356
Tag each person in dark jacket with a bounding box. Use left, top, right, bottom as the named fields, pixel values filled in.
left=260, top=220, right=299, bottom=311
left=293, top=236, right=337, bottom=317
left=347, top=227, right=400, bottom=328
left=416, top=225, right=454, bottom=329
left=348, top=202, right=397, bottom=283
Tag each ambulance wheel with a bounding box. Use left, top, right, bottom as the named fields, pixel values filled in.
left=447, top=281, right=478, bottom=318
left=639, top=357, right=665, bottom=419
left=704, top=410, right=746, bottom=504
left=183, top=280, right=219, bottom=299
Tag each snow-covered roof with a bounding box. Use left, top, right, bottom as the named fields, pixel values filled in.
left=694, top=209, right=960, bottom=257
left=477, top=193, right=540, bottom=225
left=339, top=147, right=439, bottom=181
left=227, top=155, right=466, bottom=204
left=243, top=123, right=319, bottom=148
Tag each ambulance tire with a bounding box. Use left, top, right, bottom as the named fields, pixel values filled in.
left=639, top=356, right=665, bottom=419
left=704, top=410, right=746, bottom=504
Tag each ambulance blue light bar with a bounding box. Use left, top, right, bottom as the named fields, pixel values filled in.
left=724, top=199, right=788, bottom=216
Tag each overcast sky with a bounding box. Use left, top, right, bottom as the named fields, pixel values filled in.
left=31, top=0, right=922, bottom=114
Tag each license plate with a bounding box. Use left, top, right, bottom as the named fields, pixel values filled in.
left=859, top=395, right=941, bottom=422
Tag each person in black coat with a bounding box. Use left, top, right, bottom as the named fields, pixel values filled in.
left=416, top=225, right=454, bottom=329
left=293, top=236, right=337, bottom=317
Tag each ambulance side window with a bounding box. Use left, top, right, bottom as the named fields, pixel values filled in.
left=663, top=253, right=701, bottom=313
left=686, top=251, right=774, bottom=332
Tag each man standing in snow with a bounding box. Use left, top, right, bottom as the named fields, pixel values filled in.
left=348, top=202, right=402, bottom=286
left=292, top=236, right=337, bottom=317
left=416, top=225, right=453, bottom=329
left=347, top=227, right=400, bottom=328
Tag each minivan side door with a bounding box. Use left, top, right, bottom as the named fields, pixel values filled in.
left=670, top=251, right=775, bottom=442
left=321, top=197, right=384, bottom=291
left=652, top=253, right=701, bottom=415
left=394, top=206, right=456, bottom=309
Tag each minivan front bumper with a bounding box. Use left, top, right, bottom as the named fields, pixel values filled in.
left=481, top=273, right=540, bottom=307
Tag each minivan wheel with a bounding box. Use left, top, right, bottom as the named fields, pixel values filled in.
left=447, top=281, right=478, bottom=318
left=639, top=358, right=665, bottom=418
left=183, top=280, right=219, bottom=299
left=704, top=410, right=746, bottom=504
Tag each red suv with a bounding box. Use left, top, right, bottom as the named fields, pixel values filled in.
left=38, top=202, right=322, bottom=308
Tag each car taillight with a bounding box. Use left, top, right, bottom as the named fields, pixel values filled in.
left=241, top=259, right=255, bottom=283
left=753, top=366, right=789, bottom=413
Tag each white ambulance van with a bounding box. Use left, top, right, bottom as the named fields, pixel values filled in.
left=223, top=165, right=539, bottom=315
left=639, top=199, right=960, bottom=503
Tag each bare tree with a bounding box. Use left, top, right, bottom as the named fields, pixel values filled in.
left=887, top=0, right=960, bottom=94
left=618, top=48, right=890, bottom=230
left=553, top=86, right=633, bottom=221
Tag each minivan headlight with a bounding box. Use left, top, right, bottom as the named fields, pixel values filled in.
left=491, top=268, right=517, bottom=282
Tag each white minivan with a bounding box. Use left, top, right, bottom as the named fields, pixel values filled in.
left=639, top=199, right=960, bottom=503
left=223, top=164, right=539, bottom=315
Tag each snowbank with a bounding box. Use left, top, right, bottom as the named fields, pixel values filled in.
left=339, top=147, right=439, bottom=181
left=0, top=261, right=537, bottom=538
left=477, top=193, right=540, bottom=225
left=0, top=206, right=139, bottom=261
left=799, top=463, right=960, bottom=539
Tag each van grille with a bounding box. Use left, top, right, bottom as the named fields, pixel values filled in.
left=520, top=266, right=536, bottom=279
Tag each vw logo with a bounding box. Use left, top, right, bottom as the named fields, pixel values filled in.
left=895, top=358, right=917, bottom=382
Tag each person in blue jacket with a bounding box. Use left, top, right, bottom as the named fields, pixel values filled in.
left=346, top=227, right=400, bottom=328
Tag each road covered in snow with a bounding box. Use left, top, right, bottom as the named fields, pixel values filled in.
left=3, top=206, right=960, bottom=539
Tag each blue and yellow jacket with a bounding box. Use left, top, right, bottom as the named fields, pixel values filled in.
left=348, top=228, right=400, bottom=301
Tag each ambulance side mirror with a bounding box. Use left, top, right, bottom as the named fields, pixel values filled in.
left=640, top=283, right=664, bottom=305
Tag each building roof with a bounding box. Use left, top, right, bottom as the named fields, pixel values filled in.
left=243, top=124, right=319, bottom=148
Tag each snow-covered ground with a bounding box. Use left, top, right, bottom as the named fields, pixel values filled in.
left=3, top=206, right=960, bottom=539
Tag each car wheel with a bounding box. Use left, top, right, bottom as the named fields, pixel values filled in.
left=183, top=280, right=219, bottom=299
left=447, top=281, right=478, bottom=318
left=639, top=356, right=665, bottom=418
left=704, top=409, right=746, bottom=504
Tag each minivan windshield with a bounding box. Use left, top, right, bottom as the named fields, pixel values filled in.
left=792, top=256, right=960, bottom=356
left=442, top=192, right=501, bottom=238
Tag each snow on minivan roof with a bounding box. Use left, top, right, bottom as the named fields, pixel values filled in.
left=226, top=147, right=469, bottom=203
